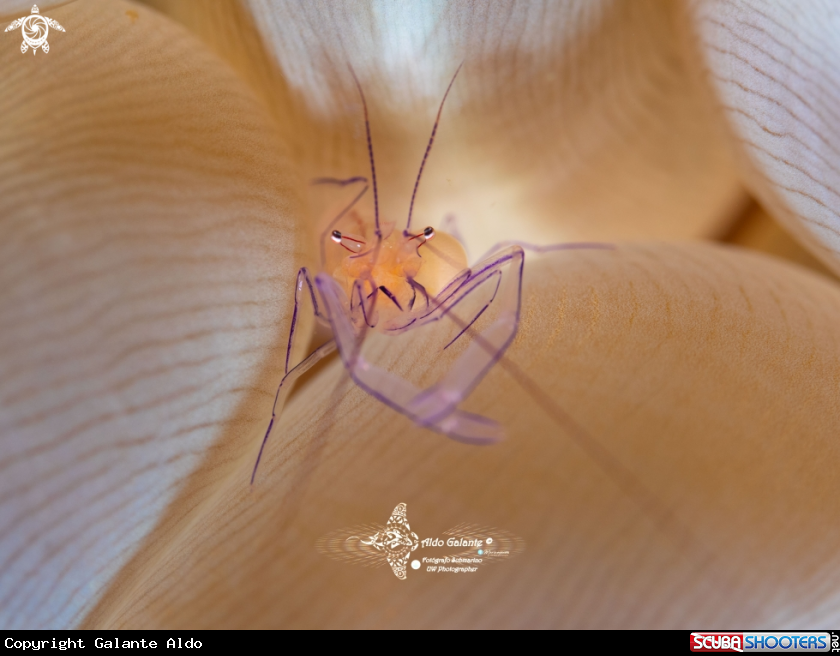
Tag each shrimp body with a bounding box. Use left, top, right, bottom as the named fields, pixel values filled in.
left=330, top=221, right=468, bottom=332
left=250, top=64, right=608, bottom=484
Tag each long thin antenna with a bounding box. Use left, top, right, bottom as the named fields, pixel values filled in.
left=406, top=62, right=463, bottom=233
left=348, top=65, right=381, bottom=238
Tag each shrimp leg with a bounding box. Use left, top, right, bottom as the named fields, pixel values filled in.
left=251, top=267, right=335, bottom=484
left=411, top=242, right=614, bottom=415
left=315, top=246, right=525, bottom=445
left=406, top=246, right=524, bottom=427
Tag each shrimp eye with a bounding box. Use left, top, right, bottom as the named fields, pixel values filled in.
left=331, top=230, right=366, bottom=253
left=407, top=227, right=435, bottom=244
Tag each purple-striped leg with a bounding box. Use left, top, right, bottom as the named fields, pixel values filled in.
left=315, top=245, right=525, bottom=445
left=405, top=246, right=524, bottom=427
left=411, top=242, right=613, bottom=425
left=251, top=267, right=335, bottom=484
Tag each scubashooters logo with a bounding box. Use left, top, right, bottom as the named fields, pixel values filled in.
left=316, top=503, right=524, bottom=580
left=689, top=632, right=832, bottom=652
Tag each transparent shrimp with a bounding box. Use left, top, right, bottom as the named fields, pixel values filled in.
left=251, top=65, right=611, bottom=485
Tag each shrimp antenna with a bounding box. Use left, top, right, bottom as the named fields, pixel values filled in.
left=406, top=61, right=463, bottom=233
left=348, top=65, right=381, bottom=239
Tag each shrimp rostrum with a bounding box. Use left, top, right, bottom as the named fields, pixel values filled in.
left=252, top=65, right=603, bottom=484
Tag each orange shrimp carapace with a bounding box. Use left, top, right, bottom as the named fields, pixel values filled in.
left=329, top=220, right=468, bottom=329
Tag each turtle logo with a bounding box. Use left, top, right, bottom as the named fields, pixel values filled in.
left=5, top=5, right=65, bottom=55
